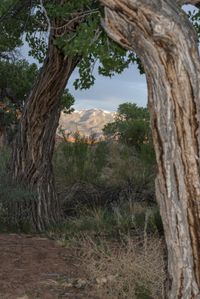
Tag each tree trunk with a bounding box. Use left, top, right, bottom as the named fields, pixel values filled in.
left=101, top=0, right=200, bottom=298
left=12, top=32, right=79, bottom=231
left=0, top=127, right=6, bottom=148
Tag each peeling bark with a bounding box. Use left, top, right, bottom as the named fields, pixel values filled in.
left=101, top=0, right=200, bottom=298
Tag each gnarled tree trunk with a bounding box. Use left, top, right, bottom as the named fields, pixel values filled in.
left=12, top=31, right=79, bottom=231
left=101, top=0, right=200, bottom=298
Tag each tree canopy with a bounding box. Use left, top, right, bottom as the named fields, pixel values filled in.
left=0, top=0, right=143, bottom=89
left=0, top=0, right=32, bottom=58
left=0, top=59, right=38, bottom=141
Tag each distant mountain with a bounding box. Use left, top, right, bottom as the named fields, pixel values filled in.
left=58, top=109, right=115, bottom=139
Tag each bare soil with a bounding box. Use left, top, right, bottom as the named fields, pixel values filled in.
left=0, top=234, right=96, bottom=299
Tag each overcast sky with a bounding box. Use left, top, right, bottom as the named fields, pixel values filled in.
left=20, top=5, right=194, bottom=112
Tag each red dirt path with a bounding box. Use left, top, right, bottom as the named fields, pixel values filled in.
left=0, top=234, right=96, bottom=299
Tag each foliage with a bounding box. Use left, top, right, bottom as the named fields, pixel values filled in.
left=187, top=7, right=200, bottom=40
left=0, top=0, right=32, bottom=58
left=53, top=136, right=156, bottom=218
left=54, top=136, right=154, bottom=190
left=0, top=59, right=75, bottom=143
left=1, top=0, right=143, bottom=89
left=103, top=102, right=153, bottom=151
left=2, top=1, right=199, bottom=92
left=49, top=202, right=162, bottom=242
left=0, top=59, right=38, bottom=141
left=52, top=1, right=143, bottom=88
left=116, top=103, right=149, bottom=121
left=100, top=142, right=155, bottom=192
left=60, top=89, right=75, bottom=114
left=54, top=137, right=108, bottom=186
left=1, top=1, right=200, bottom=93
left=0, top=59, right=38, bottom=107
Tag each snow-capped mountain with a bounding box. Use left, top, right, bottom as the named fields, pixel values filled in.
left=58, top=109, right=115, bottom=138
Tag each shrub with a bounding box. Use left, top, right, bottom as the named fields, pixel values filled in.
left=103, top=102, right=152, bottom=149
left=54, top=138, right=156, bottom=205
left=53, top=139, right=108, bottom=186
left=47, top=200, right=163, bottom=241
left=100, top=143, right=155, bottom=202
left=75, top=235, right=166, bottom=299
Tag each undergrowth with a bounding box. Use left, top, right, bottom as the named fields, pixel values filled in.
left=48, top=202, right=163, bottom=241
left=51, top=139, right=165, bottom=299
left=0, top=139, right=166, bottom=298
left=75, top=235, right=166, bottom=299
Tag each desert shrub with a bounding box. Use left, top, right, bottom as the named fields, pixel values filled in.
left=100, top=143, right=155, bottom=202
left=47, top=200, right=162, bottom=241
left=53, top=137, right=157, bottom=221
left=53, top=139, right=108, bottom=186
left=102, top=102, right=155, bottom=190
left=74, top=235, right=166, bottom=299
left=54, top=139, right=155, bottom=194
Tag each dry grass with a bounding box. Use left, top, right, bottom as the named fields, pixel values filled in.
left=76, top=235, right=166, bottom=299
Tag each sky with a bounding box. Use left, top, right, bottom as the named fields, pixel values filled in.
left=67, top=64, right=147, bottom=112
left=20, top=5, right=194, bottom=112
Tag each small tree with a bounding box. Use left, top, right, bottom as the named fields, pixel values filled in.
left=103, top=102, right=152, bottom=149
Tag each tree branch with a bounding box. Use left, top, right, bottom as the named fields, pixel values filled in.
left=54, top=9, right=100, bottom=37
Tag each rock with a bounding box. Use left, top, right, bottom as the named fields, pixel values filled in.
left=96, top=274, right=117, bottom=286
left=107, top=274, right=117, bottom=282
left=74, top=278, right=88, bottom=289
left=62, top=282, right=73, bottom=288
left=96, top=277, right=108, bottom=285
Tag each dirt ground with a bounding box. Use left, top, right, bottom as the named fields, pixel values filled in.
left=0, top=234, right=97, bottom=299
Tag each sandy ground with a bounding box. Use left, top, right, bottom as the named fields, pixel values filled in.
left=0, top=234, right=96, bottom=299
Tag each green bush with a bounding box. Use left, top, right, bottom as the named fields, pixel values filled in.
left=103, top=102, right=152, bottom=149
left=100, top=143, right=155, bottom=199
left=48, top=200, right=162, bottom=241
left=54, top=139, right=108, bottom=186
left=54, top=139, right=155, bottom=188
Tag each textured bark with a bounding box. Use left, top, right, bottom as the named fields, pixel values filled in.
left=0, top=127, right=6, bottom=148
left=12, top=31, right=79, bottom=231
left=101, top=0, right=200, bottom=298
